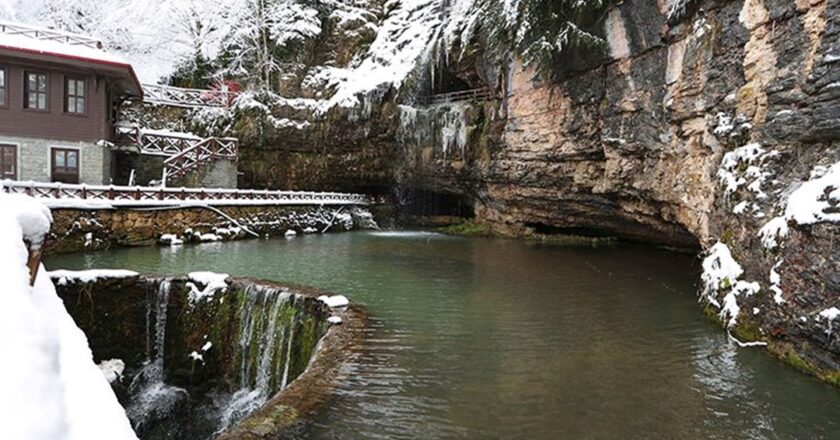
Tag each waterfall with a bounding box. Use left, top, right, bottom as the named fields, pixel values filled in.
left=126, top=280, right=188, bottom=434
left=216, top=286, right=302, bottom=433
left=118, top=279, right=324, bottom=438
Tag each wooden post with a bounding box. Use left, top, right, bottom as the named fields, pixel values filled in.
left=25, top=239, right=45, bottom=286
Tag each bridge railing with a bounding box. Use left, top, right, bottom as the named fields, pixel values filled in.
left=163, top=137, right=239, bottom=182
left=1, top=180, right=370, bottom=206
left=0, top=21, right=102, bottom=49
left=142, top=83, right=237, bottom=108
left=114, top=125, right=205, bottom=156
left=423, top=88, right=495, bottom=106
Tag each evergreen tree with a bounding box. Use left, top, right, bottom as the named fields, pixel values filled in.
left=463, top=0, right=615, bottom=77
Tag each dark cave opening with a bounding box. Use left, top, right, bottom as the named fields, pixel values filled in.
left=399, top=188, right=474, bottom=220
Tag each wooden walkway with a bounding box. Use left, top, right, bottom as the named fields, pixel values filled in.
left=1, top=180, right=369, bottom=207
left=423, top=88, right=495, bottom=106
left=142, top=84, right=237, bottom=108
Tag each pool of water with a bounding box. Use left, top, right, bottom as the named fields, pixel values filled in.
left=46, top=231, right=840, bottom=439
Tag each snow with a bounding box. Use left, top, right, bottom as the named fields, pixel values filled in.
left=713, top=113, right=734, bottom=136
left=0, top=25, right=131, bottom=66
left=199, top=233, right=221, bottom=242
left=327, top=316, right=343, bottom=325
left=4, top=192, right=52, bottom=248
left=187, top=271, right=229, bottom=303
left=2, top=180, right=368, bottom=208
left=319, top=0, right=443, bottom=110
left=769, top=259, right=785, bottom=304
left=819, top=307, right=840, bottom=335
left=0, top=193, right=137, bottom=439
left=820, top=307, right=840, bottom=322
left=188, top=351, right=204, bottom=363
left=284, top=229, right=298, bottom=238
left=201, top=341, right=213, bottom=351
left=160, top=234, right=184, bottom=246
left=701, top=243, right=743, bottom=305
left=98, top=359, right=125, bottom=384
left=701, top=242, right=761, bottom=327
left=728, top=331, right=768, bottom=347
left=759, top=161, right=840, bottom=249
left=318, top=295, right=350, bottom=308
left=717, top=143, right=776, bottom=197
left=48, top=269, right=139, bottom=286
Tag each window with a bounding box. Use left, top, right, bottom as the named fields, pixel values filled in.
left=51, top=148, right=79, bottom=184
left=65, top=77, right=86, bottom=114
left=25, top=72, right=48, bottom=110
left=0, top=67, right=6, bottom=107
left=0, top=145, right=16, bottom=180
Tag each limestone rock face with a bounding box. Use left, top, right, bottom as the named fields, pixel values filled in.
left=126, top=0, right=840, bottom=380
left=282, top=0, right=840, bottom=378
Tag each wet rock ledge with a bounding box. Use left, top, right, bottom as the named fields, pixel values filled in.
left=51, top=271, right=366, bottom=440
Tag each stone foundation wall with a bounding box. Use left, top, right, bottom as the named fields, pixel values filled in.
left=45, top=204, right=378, bottom=255
left=1, top=135, right=112, bottom=184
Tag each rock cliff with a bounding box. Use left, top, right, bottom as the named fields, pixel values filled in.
left=126, top=0, right=840, bottom=383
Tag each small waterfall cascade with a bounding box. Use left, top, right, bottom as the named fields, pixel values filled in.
left=106, top=278, right=328, bottom=439
left=126, top=281, right=188, bottom=434
left=216, top=285, right=317, bottom=433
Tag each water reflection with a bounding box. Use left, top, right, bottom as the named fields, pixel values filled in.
left=45, top=232, right=840, bottom=439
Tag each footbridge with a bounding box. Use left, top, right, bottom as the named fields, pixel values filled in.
left=1, top=180, right=369, bottom=208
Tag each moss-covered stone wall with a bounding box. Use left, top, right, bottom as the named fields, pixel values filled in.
left=45, top=204, right=378, bottom=255
left=53, top=275, right=359, bottom=439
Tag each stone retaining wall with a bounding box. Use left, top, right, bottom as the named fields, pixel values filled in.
left=46, top=204, right=378, bottom=255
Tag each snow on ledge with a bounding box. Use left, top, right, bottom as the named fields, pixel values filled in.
left=187, top=272, right=229, bottom=303
left=760, top=161, right=840, bottom=249
left=48, top=269, right=140, bottom=286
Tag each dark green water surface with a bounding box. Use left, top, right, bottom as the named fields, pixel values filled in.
left=45, top=231, right=840, bottom=439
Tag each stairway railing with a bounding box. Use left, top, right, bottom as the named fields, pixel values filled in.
left=162, top=137, right=239, bottom=185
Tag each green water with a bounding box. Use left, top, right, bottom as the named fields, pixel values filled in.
left=46, top=231, right=840, bottom=439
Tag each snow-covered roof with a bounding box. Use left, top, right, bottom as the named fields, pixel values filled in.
left=0, top=21, right=142, bottom=99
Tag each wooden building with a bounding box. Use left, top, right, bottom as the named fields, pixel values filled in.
left=0, top=21, right=142, bottom=184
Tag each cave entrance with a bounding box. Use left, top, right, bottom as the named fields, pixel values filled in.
left=397, top=187, right=474, bottom=226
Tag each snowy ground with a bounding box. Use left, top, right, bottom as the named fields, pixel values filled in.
left=0, top=193, right=137, bottom=440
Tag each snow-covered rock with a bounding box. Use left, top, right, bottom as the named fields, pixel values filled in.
left=98, top=359, right=126, bottom=384
left=160, top=234, right=184, bottom=246
left=48, top=269, right=140, bottom=286
left=760, top=161, right=840, bottom=249
left=318, top=295, right=350, bottom=308
left=187, top=271, right=229, bottom=303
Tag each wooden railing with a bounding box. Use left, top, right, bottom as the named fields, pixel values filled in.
left=115, top=125, right=204, bottom=156
left=0, top=21, right=102, bottom=49
left=142, top=83, right=237, bottom=108
left=163, top=137, right=239, bottom=182
left=423, top=88, right=495, bottom=106
left=1, top=180, right=369, bottom=206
